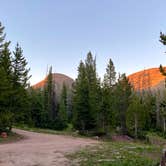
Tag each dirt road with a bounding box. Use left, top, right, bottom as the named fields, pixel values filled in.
left=0, top=129, right=98, bottom=166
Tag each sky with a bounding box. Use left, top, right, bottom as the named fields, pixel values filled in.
left=0, top=0, right=166, bottom=85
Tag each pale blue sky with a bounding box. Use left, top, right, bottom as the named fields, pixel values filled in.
left=0, top=0, right=166, bottom=85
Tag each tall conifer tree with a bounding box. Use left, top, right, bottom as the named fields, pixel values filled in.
left=115, top=74, right=132, bottom=134
left=85, top=52, right=100, bottom=129
left=73, top=52, right=101, bottom=132
left=58, top=84, right=68, bottom=128
left=13, top=43, right=31, bottom=88
left=126, top=94, right=145, bottom=138
left=73, top=61, right=90, bottom=131
left=12, top=43, right=31, bottom=123
left=103, top=58, right=116, bottom=87
left=100, top=58, right=116, bottom=133
left=0, top=22, right=13, bottom=131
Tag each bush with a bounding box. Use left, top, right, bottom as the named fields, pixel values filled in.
left=0, top=111, right=13, bottom=132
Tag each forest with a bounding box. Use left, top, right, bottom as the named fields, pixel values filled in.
left=1, top=21, right=166, bottom=141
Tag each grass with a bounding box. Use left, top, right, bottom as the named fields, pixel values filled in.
left=14, top=124, right=81, bottom=137
left=0, top=132, right=24, bottom=144
left=67, top=141, right=162, bottom=166
left=146, top=132, right=166, bottom=146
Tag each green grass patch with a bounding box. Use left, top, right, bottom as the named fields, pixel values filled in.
left=67, top=141, right=162, bottom=166
left=0, top=132, right=24, bottom=144
left=146, top=132, right=166, bottom=146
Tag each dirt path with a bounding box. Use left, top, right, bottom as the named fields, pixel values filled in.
left=0, top=129, right=98, bottom=166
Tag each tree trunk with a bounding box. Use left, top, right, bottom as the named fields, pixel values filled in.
left=134, top=114, right=138, bottom=139
left=163, top=117, right=166, bottom=133
left=156, top=101, right=160, bottom=129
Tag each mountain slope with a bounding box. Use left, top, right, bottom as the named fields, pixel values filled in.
left=33, top=73, right=74, bottom=96
left=128, top=67, right=166, bottom=91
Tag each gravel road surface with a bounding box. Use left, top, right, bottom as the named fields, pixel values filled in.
left=0, top=129, right=97, bottom=166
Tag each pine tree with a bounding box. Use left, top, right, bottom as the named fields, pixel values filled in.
left=0, top=42, right=13, bottom=105
left=126, top=94, right=145, bottom=138
left=12, top=43, right=31, bottom=123
left=43, top=66, right=58, bottom=128
left=0, top=66, right=13, bottom=132
left=103, top=58, right=116, bottom=87
left=85, top=52, right=100, bottom=130
left=13, top=43, right=31, bottom=88
left=47, top=66, right=53, bottom=119
left=66, top=88, right=73, bottom=122
left=114, top=74, right=132, bottom=135
left=100, top=85, right=111, bottom=133
left=100, top=58, right=116, bottom=134
left=0, top=22, right=13, bottom=131
left=160, top=32, right=166, bottom=46
left=159, top=32, right=166, bottom=75
left=58, top=83, right=68, bottom=129
left=0, top=42, right=12, bottom=78
left=44, top=67, right=52, bottom=120
left=143, top=92, right=156, bottom=130
left=159, top=90, right=166, bottom=132
left=43, top=76, right=49, bottom=122
left=73, top=52, right=101, bottom=133
left=29, top=88, right=45, bottom=128
left=73, top=61, right=90, bottom=131
left=0, top=41, right=13, bottom=108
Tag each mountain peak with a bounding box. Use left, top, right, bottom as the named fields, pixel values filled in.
left=33, top=73, right=74, bottom=94
left=128, top=67, right=166, bottom=90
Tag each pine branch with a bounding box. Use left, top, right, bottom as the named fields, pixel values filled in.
left=159, top=65, right=166, bottom=76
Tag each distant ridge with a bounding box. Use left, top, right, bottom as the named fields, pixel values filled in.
left=33, top=73, right=74, bottom=96
left=128, top=67, right=166, bottom=91
left=33, top=69, right=166, bottom=92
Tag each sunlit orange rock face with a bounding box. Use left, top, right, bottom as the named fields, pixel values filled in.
left=33, top=73, right=74, bottom=96
left=128, top=67, right=166, bottom=91
left=33, top=78, right=46, bottom=89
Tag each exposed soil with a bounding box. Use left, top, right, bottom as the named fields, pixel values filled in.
left=112, top=135, right=133, bottom=142
left=0, top=129, right=98, bottom=166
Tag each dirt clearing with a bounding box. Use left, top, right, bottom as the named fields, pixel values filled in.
left=0, top=129, right=98, bottom=166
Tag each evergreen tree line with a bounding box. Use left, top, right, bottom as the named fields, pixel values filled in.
left=29, top=67, right=70, bottom=130
left=71, top=32, right=166, bottom=138
left=0, top=21, right=71, bottom=131
left=72, top=52, right=158, bottom=138
left=1, top=20, right=166, bottom=139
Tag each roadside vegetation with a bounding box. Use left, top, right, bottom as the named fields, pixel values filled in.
left=67, top=138, right=163, bottom=166
left=67, top=141, right=161, bottom=166
left=66, top=130, right=166, bottom=166
left=14, top=124, right=80, bottom=137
